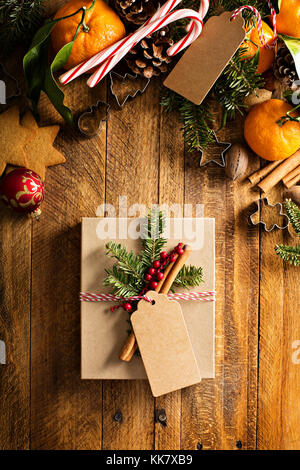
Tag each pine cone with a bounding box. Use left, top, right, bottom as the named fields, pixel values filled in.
left=274, top=44, right=297, bottom=85
left=126, top=28, right=174, bottom=79
left=114, top=0, right=159, bottom=25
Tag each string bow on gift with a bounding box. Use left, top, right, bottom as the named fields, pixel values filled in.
left=80, top=291, right=216, bottom=303
left=60, top=0, right=210, bottom=87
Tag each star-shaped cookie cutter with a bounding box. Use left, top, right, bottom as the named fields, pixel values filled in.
left=199, top=131, right=231, bottom=167
left=249, top=197, right=290, bottom=232
left=109, top=71, right=150, bottom=108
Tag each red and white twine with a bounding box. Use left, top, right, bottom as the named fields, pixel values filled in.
left=231, top=0, right=277, bottom=49
left=80, top=291, right=216, bottom=303
left=60, top=0, right=210, bottom=87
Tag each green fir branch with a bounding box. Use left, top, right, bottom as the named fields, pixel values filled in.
left=105, top=242, right=144, bottom=285
left=285, top=199, right=300, bottom=234
left=275, top=200, right=300, bottom=267
left=103, top=265, right=140, bottom=297
left=0, top=0, right=46, bottom=56
left=173, top=265, right=204, bottom=288
left=275, top=245, right=300, bottom=267
left=140, top=209, right=167, bottom=268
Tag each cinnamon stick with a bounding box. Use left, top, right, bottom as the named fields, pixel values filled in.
left=284, top=173, right=300, bottom=189
left=119, top=245, right=192, bottom=362
left=257, top=150, right=300, bottom=193
left=248, top=160, right=282, bottom=185
left=282, top=165, right=300, bottom=187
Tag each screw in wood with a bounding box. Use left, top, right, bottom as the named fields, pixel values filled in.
left=155, top=409, right=167, bottom=427
left=236, top=440, right=242, bottom=449
left=113, top=410, right=123, bottom=423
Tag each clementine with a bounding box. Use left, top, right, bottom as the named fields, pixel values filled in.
left=240, top=20, right=276, bottom=74
left=276, top=0, right=300, bottom=39
left=244, top=99, right=300, bottom=161
left=51, top=0, right=126, bottom=70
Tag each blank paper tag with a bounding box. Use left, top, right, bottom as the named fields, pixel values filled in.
left=131, top=291, right=201, bottom=397
left=164, top=11, right=246, bottom=105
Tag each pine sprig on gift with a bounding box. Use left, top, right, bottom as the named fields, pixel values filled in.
left=173, top=265, right=203, bottom=288
left=275, top=200, right=300, bottom=267
left=0, top=0, right=46, bottom=57
left=141, top=209, right=167, bottom=267
left=105, top=242, right=145, bottom=285
left=103, top=265, right=141, bottom=297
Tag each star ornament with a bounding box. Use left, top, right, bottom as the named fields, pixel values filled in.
left=199, top=131, right=231, bottom=167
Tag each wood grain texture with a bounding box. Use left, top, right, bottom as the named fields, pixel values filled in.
left=257, top=186, right=300, bottom=450
left=181, top=117, right=260, bottom=450
left=30, top=114, right=106, bottom=448
left=0, top=209, right=31, bottom=450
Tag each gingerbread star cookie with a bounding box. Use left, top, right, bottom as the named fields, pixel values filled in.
left=0, top=106, right=36, bottom=176
left=22, top=111, right=66, bottom=180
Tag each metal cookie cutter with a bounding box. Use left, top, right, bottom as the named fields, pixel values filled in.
left=199, top=131, right=231, bottom=167
left=0, top=62, right=21, bottom=102
left=249, top=197, right=289, bottom=232
left=109, top=71, right=150, bottom=108
left=78, top=100, right=110, bottom=137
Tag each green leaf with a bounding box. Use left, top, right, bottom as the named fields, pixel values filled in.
left=43, top=41, right=75, bottom=125
left=280, top=35, right=300, bottom=79
left=23, top=19, right=57, bottom=108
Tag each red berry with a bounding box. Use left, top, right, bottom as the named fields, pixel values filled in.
left=160, top=251, right=168, bottom=259
left=153, top=260, right=160, bottom=269
left=170, top=254, right=177, bottom=262
left=145, top=273, right=152, bottom=281
left=178, top=243, right=183, bottom=248
left=123, top=303, right=132, bottom=311
left=148, top=267, right=155, bottom=275
left=156, top=272, right=164, bottom=281
left=177, top=247, right=184, bottom=255
left=150, top=281, right=158, bottom=289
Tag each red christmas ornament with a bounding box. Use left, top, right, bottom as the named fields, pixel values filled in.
left=0, top=168, right=44, bottom=219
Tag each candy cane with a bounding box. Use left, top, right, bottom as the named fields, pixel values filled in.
left=60, top=0, right=209, bottom=85
left=231, top=0, right=277, bottom=49
left=87, top=9, right=204, bottom=87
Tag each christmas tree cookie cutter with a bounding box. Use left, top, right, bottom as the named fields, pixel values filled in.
left=109, top=71, right=150, bottom=108
left=249, top=197, right=290, bottom=232
left=199, top=131, right=231, bottom=167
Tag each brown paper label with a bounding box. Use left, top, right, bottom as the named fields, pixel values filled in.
left=131, top=291, right=201, bottom=397
left=164, top=11, right=246, bottom=105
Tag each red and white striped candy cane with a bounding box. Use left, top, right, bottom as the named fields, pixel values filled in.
left=60, top=0, right=210, bottom=86
left=87, top=8, right=204, bottom=87
left=231, top=0, right=277, bottom=49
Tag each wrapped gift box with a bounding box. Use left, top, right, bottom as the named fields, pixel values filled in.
left=81, top=217, right=215, bottom=380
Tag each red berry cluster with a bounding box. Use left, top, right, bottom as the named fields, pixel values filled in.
left=123, top=243, right=184, bottom=312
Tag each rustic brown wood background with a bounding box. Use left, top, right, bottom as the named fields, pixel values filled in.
left=0, top=0, right=300, bottom=450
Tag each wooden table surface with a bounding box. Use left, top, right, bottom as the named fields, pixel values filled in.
left=1, top=4, right=300, bottom=449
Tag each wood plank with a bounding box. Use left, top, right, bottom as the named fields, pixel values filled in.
left=154, top=105, right=185, bottom=450
left=0, top=208, right=31, bottom=450
left=102, top=83, right=160, bottom=450
left=257, top=186, right=300, bottom=449
left=181, top=117, right=260, bottom=450
left=30, top=115, right=106, bottom=448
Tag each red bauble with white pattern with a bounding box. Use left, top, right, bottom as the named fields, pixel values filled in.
left=0, top=168, right=44, bottom=218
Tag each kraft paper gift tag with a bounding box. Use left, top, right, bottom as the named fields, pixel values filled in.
left=131, top=291, right=201, bottom=397
left=164, top=11, right=246, bottom=105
